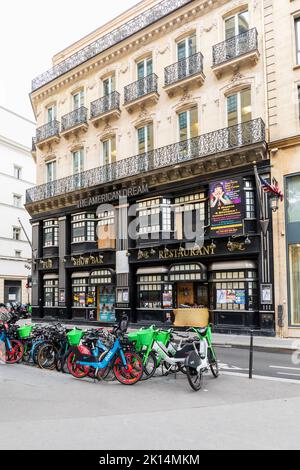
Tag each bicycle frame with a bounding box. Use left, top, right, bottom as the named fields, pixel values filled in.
left=76, top=337, right=127, bottom=370
left=0, top=328, right=13, bottom=353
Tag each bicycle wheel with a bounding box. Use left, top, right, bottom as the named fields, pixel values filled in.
left=37, top=343, right=58, bottom=370
left=113, top=352, right=143, bottom=385
left=67, top=352, right=90, bottom=379
left=208, top=348, right=219, bottom=378
left=186, top=367, right=203, bottom=391
left=141, top=351, right=157, bottom=381
left=5, top=340, right=24, bottom=364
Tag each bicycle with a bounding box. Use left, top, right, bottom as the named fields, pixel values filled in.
left=68, top=317, right=143, bottom=385
left=185, top=324, right=219, bottom=391
left=0, top=312, right=24, bottom=364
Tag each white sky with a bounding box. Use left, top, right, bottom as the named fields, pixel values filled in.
left=0, top=0, right=139, bottom=121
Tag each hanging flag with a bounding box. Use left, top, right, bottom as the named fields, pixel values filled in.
left=260, top=176, right=284, bottom=202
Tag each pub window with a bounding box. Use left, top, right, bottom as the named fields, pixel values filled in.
left=174, top=192, right=206, bottom=240
left=43, top=219, right=59, bottom=247
left=138, top=274, right=172, bottom=309
left=244, top=179, right=256, bottom=219
left=72, top=213, right=96, bottom=243
left=213, top=269, right=258, bottom=311
left=97, top=210, right=116, bottom=249
left=72, top=277, right=96, bottom=308
left=137, top=198, right=172, bottom=236
left=44, top=279, right=59, bottom=307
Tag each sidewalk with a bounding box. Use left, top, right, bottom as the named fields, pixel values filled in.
left=213, top=333, right=299, bottom=352
left=24, top=319, right=299, bottom=352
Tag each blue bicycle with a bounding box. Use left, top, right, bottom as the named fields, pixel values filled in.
left=68, top=318, right=143, bottom=385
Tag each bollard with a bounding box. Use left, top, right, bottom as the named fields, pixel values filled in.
left=249, top=330, right=254, bottom=379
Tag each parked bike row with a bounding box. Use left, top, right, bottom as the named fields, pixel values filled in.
left=0, top=310, right=219, bottom=391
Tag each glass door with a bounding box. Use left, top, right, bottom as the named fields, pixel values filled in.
left=97, top=286, right=116, bottom=322
left=227, top=89, right=252, bottom=145
left=225, top=10, right=249, bottom=59
left=137, top=58, right=153, bottom=96
left=177, top=34, right=196, bottom=80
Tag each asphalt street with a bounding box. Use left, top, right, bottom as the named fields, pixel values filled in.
left=216, top=346, right=300, bottom=381
left=1, top=347, right=300, bottom=450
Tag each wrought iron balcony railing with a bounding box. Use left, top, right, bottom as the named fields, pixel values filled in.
left=165, top=52, right=204, bottom=87
left=26, top=119, right=265, bottom=204
left=31, top=0, right=193, bottom=91
left=91, top=92, right=120, bottom=119
left=61, top=107, right=88, bottom=133
left=213, top=28, right=258, bottom=67
left=32, top=137, right=37, bottom=152
left=36, top=120, right=60, bottom=144
left=124, top=73, right=158, bottom=105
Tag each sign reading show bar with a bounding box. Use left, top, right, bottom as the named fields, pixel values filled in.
left=209, top=178, right=243, bottom=238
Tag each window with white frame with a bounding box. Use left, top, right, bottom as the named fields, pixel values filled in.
left=244, top=179, right=256, bottom=219
left=103, top=75, right=115, bottom=96
left=47, top=105, right=56, bottom=123
left=72, top=213, right=96, bottom=243
left=14, top=166, right=22, bottom=180
left=177, top=33, right=197, bottom=60
left=13, top=194, right=22, bottom=208
left=43, top=219, right=59, bottom=247
left=137, top=198, right=172, bottom=236
left=44, top=278, right=59, bottom=307
left=137, top=123, right=153, bottom=154
left=73, top=90, right=84, bottom=110
left=295, top=17, right=300, bottom=64
left=103, top=137, right=116, bottom=165
left=227, top=88, right=252, bottom=127
left=46, top=161, right=56, bottom=183
left=178, top=107, right=199, bottom=142
left=174, top=193, right=206, bottom=240
left=73, top=149, right=84, bottom=174
left=225, top=10, right=249, bottom=40
left=13, top=227, right=21, bottom=241
left=137, top=57, right=153, bottom=79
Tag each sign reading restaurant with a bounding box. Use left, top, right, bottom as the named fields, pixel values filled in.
left=159, top=246, right=216, bottom=260
left=77, top=184, right=149, bottom=209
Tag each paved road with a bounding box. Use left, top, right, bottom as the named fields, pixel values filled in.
left=216, top=346, right=300, bottom=381
left=1, top=356, right=300, bottom=450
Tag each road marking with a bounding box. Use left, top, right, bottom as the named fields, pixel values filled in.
left=277, top=372, right=300, bottom=378
left=270, top=366, right=300, bottom=371
left=222, top=371, right=300, bottom=384
left=219, top=362, right=249, bottom=372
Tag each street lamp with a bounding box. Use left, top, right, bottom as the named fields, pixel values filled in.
left=270, top=194, right=280, bottom=213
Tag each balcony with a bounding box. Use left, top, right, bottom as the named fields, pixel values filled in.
left=61, top=107, right=88, bottom=138
left=90, top=92, right=121, bottom=127
left=212, top=28, right=259, bottom=78
left=36, top=120, right=60, bottom=148
left=164, top=52, right=205, bottom=96
left=26, top=118, right=266, bottom=205
left=31, top=0, right=193, bottom=91
left=124, top=74, right=159, bottom=112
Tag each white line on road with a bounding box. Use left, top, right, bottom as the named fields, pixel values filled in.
left=222, top=371, right=300, bottom=385
left=270, top=366, right=300, bottom=371
left=277, top=372, right=300, bottom=378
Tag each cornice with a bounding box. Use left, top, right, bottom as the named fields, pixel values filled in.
left=269, top=134, right=300, bottom=150
left=31, top=0, right=226, bottom=108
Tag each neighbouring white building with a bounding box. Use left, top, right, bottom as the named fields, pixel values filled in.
left=0, top=106, right=36, bottom=304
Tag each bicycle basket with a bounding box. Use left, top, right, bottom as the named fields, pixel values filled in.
left=156, top=330, right=170, bottom=345
left=67, top=329, right=84, bottom=346
left=136, top=329, right=156, bottom=347
left=17, top=324, right=34, bottom=339
left=127, top=332, right=139, bottom=343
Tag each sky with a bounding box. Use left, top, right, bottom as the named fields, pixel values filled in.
left=0, top=0, right=139, bottom=122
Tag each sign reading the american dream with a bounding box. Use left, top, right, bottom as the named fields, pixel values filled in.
left=210, top=179, right=244, bottom=237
